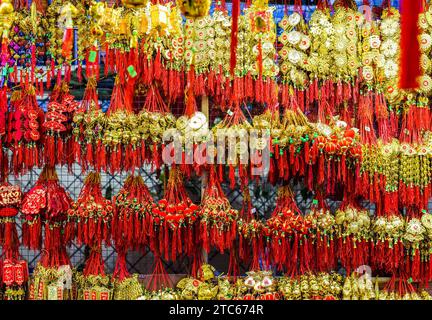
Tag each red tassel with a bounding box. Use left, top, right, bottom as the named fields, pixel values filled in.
left=229, top=165, right=236, bottom=189
left=56, top=138, right=63, bottom=165
left=412, top=248, right=421, bottom=281
left=86, top=143, right=93, bottom=167
left=77, top=62, right=82, bottom=83
left=230, top=0, right=240, bottom=77
left=399, top=0, right=422, bottom=89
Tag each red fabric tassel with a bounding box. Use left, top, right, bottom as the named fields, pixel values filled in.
left=399, top=0, right=422, bottom=89
left=230, top=0, right=240, bottom=77
left=229, top=165, right=236, bottom=189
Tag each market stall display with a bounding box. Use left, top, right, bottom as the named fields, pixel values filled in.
left=0, top=0, right=431, bottom=300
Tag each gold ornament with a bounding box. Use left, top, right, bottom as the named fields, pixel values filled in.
left=122, top=0, right=148, bottom=9
left=177, top=0, right=211, bottom=19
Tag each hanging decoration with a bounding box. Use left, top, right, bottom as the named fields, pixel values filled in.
left=0, top=181, right=27, bottom=300
left=200, top=166, right=239, bottom=254
left=112, top=174, right=154, bottom=250
left=7, top=85, right=44, bottom=175
left=334, top=199, right=371, bottom=274
left=267, top=185, right=313, bottom=275
left=212, top=103, right=252, bottom=189
left=2, top=0, right=432, bottom=302
left=43, top=81, right=79, bottom=168
left=65, top=172, right=113, bottom=248
left=399, top=0, right=422, bottom=90
left=278, top=1, right=310, bottom=111
left=177, top=0, right=211, bottom=19
left=21, top=166, right=72, bottom=299
left=150, top=166, right=200, bottom=262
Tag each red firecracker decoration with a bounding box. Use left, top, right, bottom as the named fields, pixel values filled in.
left=7, top=86, right=44, bottom=174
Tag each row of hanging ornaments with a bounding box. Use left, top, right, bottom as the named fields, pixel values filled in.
left=0, top=1, right=430, bottom=180
left=1, top=0, right=431, bottom=212
left=2, top=0, right=425, bottom=109
left=2, top=166, right=432, bottom=300
left=0, top=0, right=432, bottom=300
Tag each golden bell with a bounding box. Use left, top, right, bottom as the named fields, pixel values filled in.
left=0, top=0, right=14, bottom=15
left=118, top=18, right=129, bottom=35
left=139, top=14, right=149, bottom=34
left=177, top=0, right=211, bottom=19
left=91, top=25, right=104, bottom=37
left=151, top=4, right=169, bottom=30
left=122, top=0, right=148, bottom=8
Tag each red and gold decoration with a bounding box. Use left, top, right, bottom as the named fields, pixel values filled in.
left=150, top=166, right=200, bottom=262
left=21, top=166, right=72, bottom=299
left=0, top=0, right=432, bottom=301
left=200, top=166, right=239, bottom=254
left=177, top=0, right=211, bottom=19
left=0, top=180, right=27, bottom=300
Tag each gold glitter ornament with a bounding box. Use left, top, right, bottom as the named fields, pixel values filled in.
left=278, top=10, right=310, bottom=89
left=177, top=0, right=211, bottom=19
left=122, top=0, right=148, bottom=8
left=306, top=6, right=334, bottom=80
left=244, top=0, right=278, bottom=78
left=377, top=7, right=404, bottom=105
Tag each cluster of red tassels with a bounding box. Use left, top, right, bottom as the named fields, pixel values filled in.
left=65, top=172, right=113, bottom=248
left=0, top=179, right=27, bottom=298
left=42, top=82, right=79, bottom=168
left=0, top=181, right=22, bottom=255
left=7, top=84, right=44, bottom=175
left=265, top=186, right=314, bottom=276
left=20, top=166, right=72, bottom=269
left=102, top=32, right=280, bottom=111
left=72, top=81, right=169, bottom=174
left=150, top=166, right=200, bottom=262
left=112, top=175, right=154, bottom=251
left=269, top=124, right=362, bottom=197
left=200, top=166, right=239, bottom=254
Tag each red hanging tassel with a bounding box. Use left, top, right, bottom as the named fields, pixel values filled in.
left=229, top=165, right=236, bottom=189
left=399, top=0, right=422, bottom=89
left=230, top=0, right=240, bottom=77
left=228, top=248, right=239, bottom=279
left=411, top=248, right=421, bottom=281
left=147, top=255, right=173, bottom=291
